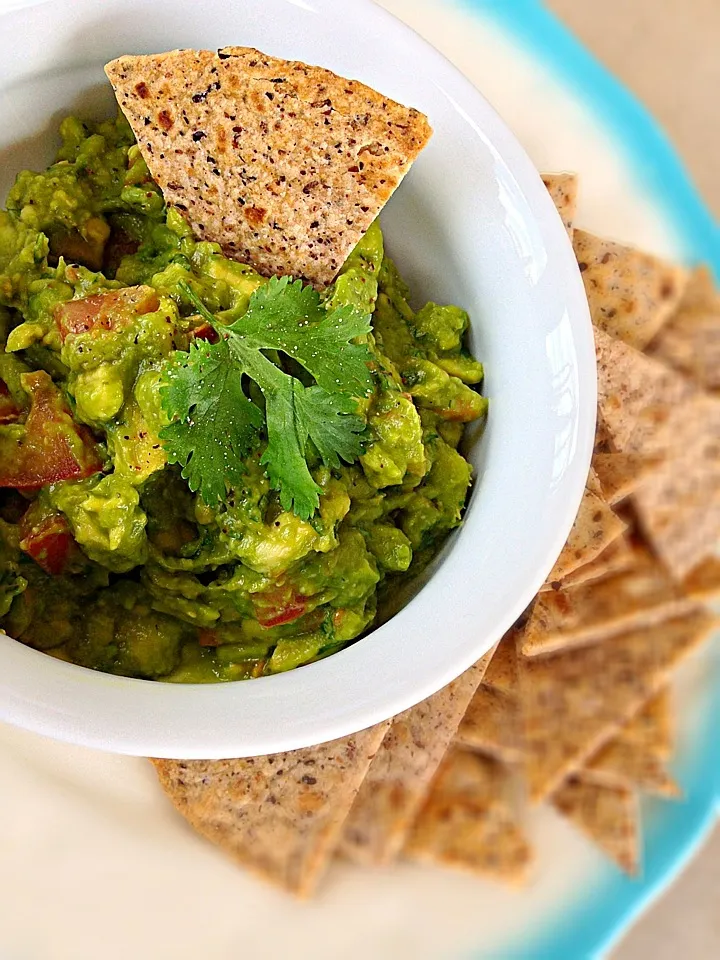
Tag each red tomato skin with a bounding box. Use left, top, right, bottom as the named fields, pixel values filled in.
left=54, top=285, right=159, bottom=342
left=19, top=512, right=74, bottom=576
left=0, top=380, right=21, bottom=424
left=0, top=371, right=103, bottom=489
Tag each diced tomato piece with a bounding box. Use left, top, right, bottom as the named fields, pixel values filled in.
left=0, top=371, right=103, bottom=489
left=253, top=585, right=308, bottom=628
left=54, top=285, right=160, bottom=342
left=256, top=601, right=308, bottom=628
left=188, top=322, right=219, bottom=344
left=19, top=509, right=75, bottom=575
left=198, top=629, right=220, bottom=647
left=0, top=380, right=21, bottom=424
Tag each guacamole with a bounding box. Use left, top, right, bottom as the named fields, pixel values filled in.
left=0, top=114, right=487, bottom=683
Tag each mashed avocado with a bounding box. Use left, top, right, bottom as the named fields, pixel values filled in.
left=0, top=114, right=487, bottom=682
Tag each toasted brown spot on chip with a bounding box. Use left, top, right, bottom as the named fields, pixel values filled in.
left=244, top=205, right=266, bottom=225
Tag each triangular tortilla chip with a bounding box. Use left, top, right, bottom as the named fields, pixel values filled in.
left=620, top=688, right=674, bottom=756
left=543, top=484, right=627, bottom=584
left=405, top=749, right=532, bottom=884
left=585, top=466, right=604, bottom=498
left=519, top=610, right=714, bottom=801
left=594, top=326, right=694, bottom=454
left=541, top=172, right=578, bottom=237
left=339, top=649, right=494, bottom=866
left=649, top=302, right=720, bottom=391
left=682, top=554, right=720, bottom=601
left=648, top=265, right=720, bottom=390
left=593, top=452, right=661, bottom=505
left=106, top=47, right=432, bottom=287
left=584, top=690, right=679, bottom=798
left=455, top=684, right=523, bottom=762
left=574, top=229, right=687, bottom=349
left=541, top=534, right=635, bottom=593
left=633, top=392, right=720, bottom=578
left=552, top=774, right=640, bottom=874
left=483, top=629, right=520, bottom=695
left=675, top=265, right=716, bottom=312
left=594, top=414, right=613, bottom=454
left=151, top=723, right=389, bottom=896
left=521, top=547, right=696, bottom=657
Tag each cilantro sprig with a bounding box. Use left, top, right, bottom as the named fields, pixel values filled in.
left=159, top=278, right=374, bottom=519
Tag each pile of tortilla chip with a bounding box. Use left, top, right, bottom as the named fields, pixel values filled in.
left=150, top=172, right=720, bottom=896
left=114, top=50, right=719, bottom=896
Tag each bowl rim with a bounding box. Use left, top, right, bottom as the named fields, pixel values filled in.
left=0, top=0, right=596, bottom=758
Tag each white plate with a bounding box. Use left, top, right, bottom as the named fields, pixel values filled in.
left=2, top=1, right=716, bottom=959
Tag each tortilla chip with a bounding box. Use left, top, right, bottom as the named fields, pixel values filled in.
left=339, top=649, right=495, bottom=865
left=541, top=172, right=578, bottom=237
left=483, top=629, right=520, bottom=695
left=682, top=554, right=720, bottom=601
left=621, top=688, right=674, bottom=756
left=521, top=547, right=696, bottom=657
left=574, top=229, right=687, bottom=349
left=648, top=265, right=720, bottom=390
left=594, top=326, right=694, bottom=454
left=405, top=749, right=532, bottom=884
left=455, top=684, right=523, bottom=763
left=552, top=775, right=640, bottom=875
left=541, top=534, right=635, bottom=593
left=585, top=466, right=604, bottom=498
left=675, top=265, right=716, bottom=312
left=151, top=723, right=389, bottom=896
left=106, top=47, right=432, bottom=287
left=633, top=392, right=720, bottom=579
left=594, top=414, right=613, bottom=455
left=542, top=485, right=627, bottom=584
left=593, top=452, right=661, bottom=505
left=519, top=610, right=714, bottom=801
left=649, top=304, right=720, bottom=391
left=585, top=690, right=679, bottom=797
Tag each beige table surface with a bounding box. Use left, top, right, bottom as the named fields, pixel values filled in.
left=546, top=3, right=719, bottom=957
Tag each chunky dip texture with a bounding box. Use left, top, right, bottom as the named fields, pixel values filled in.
left=0, top=115, right=486, bottom=682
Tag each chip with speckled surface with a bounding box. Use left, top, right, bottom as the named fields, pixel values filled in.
left=105, top=46, right=432, bottom=287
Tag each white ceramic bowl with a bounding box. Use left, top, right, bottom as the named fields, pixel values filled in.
left=0, top=0, right=594, bottom=758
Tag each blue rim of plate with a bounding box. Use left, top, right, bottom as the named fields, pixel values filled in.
left=454, top=1, right=720, bottom=957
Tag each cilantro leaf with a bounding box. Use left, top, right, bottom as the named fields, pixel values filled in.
left=227, top=275, right=374, bottom=397
left=297, top=386, right=367, bottom=469
left=261, top=377, right=321, bottom=520
left=159, top=338, right=263, bottom=503
left=159, top=280, right=373, bottom=518
left=260, top=379, right=368, bottom=518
